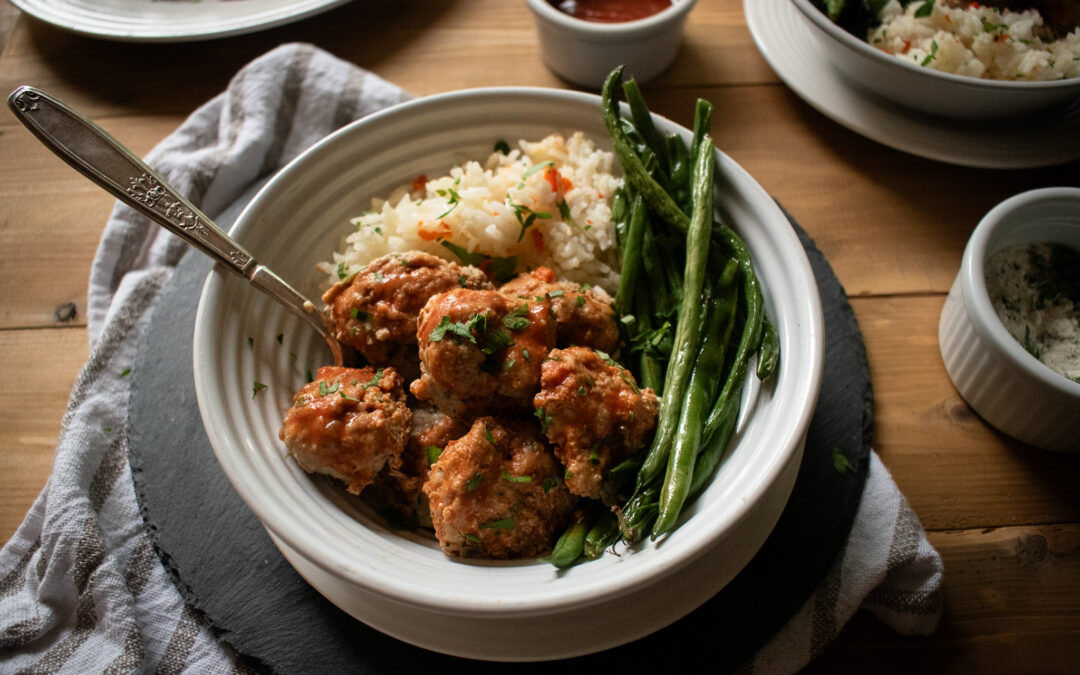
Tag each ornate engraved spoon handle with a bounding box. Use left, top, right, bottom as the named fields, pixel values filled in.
left=8, top=85, right=345, bottom=366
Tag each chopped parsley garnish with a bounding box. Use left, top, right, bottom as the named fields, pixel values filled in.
left=832, top=447, right=856, bottom=476
left=361, top=368, right=384, bottom=389
left=351, top=308, right=370, bottom=321
left=429, top=314, right=482, bottom=344
left=506, top=193, right=552, bottom=242
left=293, top=396, right=308, bottom=408
left=522, top=348, right=531, bottom=362
left=577, top=385, right=586, bottom=396
left=336, top=261, right=349, bottom=279
left=484, top=424, right=497, bottom=446
left=252, top=381, right=267, bottom=398
left=557, top=200, right=574, bottom=227
left=920, top=40, right=939, bottom=67
left=318, top=380, right=341, bottom=396
left=373, top=271, right=384, bottom=283
left=480, top=517, right=515, bottom=530
left=119, top=367, right=132, bottom=378
left=465, top=534, right=481, bottom=543
left=440, top=241, right=518, bottom=283
left=428, top=313, right=513, bottom=356
left=535, top=407, right=553, bottom=434
left=502, top=471, right=532, bottom=483
left=466, top=472, right=485, bottom=492
left=542, top=477, right=558, bottom=493
left=503, top=357, right=516, bottom=372
left=575, top=294, right=586, bottom=307
left=913, top=1, right=933, bottom=19
left=435, top=187, right=462, bottom=218
left=547, top=289, right=564, bottom=298
left=339, top=392, right=360, bottom=402
left=518, top=161, right=554, bottom=188
left=426, top=445, right=443, bottom=465
left=502, top=303, right=531, bottom=331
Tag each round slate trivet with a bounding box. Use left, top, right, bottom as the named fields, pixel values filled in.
left=128, top=209, right=871, bottom=673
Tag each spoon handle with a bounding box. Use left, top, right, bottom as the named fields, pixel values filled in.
left=8, top=85, right=257, bottom=276
left=8, top=85, right=345, bottom=366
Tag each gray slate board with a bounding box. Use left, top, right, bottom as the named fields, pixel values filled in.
left=127, top=209, right=871, bottom=673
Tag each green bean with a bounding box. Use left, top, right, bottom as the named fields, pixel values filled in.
left=667, top=134, right=692, bottom=215
left=583, top=511, right=621, bottom=560
left=541, top=515, right=591, bottom=568
left=703, top=228, right=764, bottom=440
left=634, top=136, right=716, bottom=492
left=615, top=194, right=648, bottom=315
left=653, top=281, right=736, bottom=537
left=618, top=484, right=659, bottom=544
left=756, top=314, right=780, bottom=381
left=689, top=382, right=740, bottom=497
left=601, top=67, right=690, bottom=233
left=632, top=291, right=665, bottom=392
left=691, top=99, right=713, bottom=160
left=622, top=77, right=671, bottom=176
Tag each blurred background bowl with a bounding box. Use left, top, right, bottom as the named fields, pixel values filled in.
left=524, top=0, right=697, bottom=88
left=792, top=0, right=1080, bottom=119
left=193, top=86, right=823, bottom=660
left=939, top=187, right=1080, bottom=452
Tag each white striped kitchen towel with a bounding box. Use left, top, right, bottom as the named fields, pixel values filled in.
left=0, top=43, right=941, bottom=674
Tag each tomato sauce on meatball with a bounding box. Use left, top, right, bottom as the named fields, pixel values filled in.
left=424, top=417, right=577, bottom=559
left=279, top=365, right=411, bottom=495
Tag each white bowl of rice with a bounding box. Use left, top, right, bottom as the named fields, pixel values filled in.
left=793, top=0, right=1080, bottom=119
left=193, top=87, right=824, bottom=660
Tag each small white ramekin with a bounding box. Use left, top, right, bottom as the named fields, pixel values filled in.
left=939, top=187, right=1080, bottom=452
left=524, top=0, right=697, bottom=88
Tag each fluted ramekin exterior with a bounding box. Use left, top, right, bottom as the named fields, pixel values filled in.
left=939, top=187, right=1080, bottom=452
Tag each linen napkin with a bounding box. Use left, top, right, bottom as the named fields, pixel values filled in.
left=0, top=43, right=942, bottom=674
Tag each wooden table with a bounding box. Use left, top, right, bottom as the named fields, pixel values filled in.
left=1, top=0, right=1077, bottom=671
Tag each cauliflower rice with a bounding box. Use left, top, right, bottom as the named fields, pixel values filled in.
left=868, top=0, right=1080, bottom=80
left=321, top=132, right=621, bottom=293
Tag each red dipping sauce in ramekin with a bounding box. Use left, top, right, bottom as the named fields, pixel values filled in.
left=547, top=0, right=672, bottom=23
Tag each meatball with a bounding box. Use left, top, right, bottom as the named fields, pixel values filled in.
left=423, top=417, right=577, bottom=559
left=371, top=404, right=469, bottom=529
left=532, top=347, right=659, bottom=500
left=410, top=288, right=556, bottom=417
left=322, top=251, right=492, bottom=374
left=279, top=366, right=411, bottom=495
left=500, top=267, right=619, bottom=352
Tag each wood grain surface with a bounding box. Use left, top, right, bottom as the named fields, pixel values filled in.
left=0, top=0, right=1077, bottom=670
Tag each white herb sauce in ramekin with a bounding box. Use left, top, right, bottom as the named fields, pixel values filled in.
left=985, top=243, right=1080, bottom=383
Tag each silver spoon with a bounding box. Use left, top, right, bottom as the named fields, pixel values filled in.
left=8, top=85, right=346, bottom=367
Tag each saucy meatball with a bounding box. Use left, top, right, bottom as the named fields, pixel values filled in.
left=371, top=405, right=469, bottom=529
left=322, top=251, right=492, bottom=374
left=532, top=347, right=659, bottom=500
left=423, top=417, right=577, bottom=559
left=279, top=366, right=410, bottom=495
left=410, top=288, right=556, bottom=417
left=500, top=267, right=619, bottom=352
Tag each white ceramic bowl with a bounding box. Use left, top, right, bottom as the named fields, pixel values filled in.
left=524, top=0, right=696, bottom=87
left=940, top=187, right=1080, bottom=452
left=792, top=0, right=1080, bottom=119
left=193, top=87, right=824, bottom=660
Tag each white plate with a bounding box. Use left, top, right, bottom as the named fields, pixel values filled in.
left=10, top=0, right=353, bottom=42
left=745, top=0, right=1080, bottom=169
